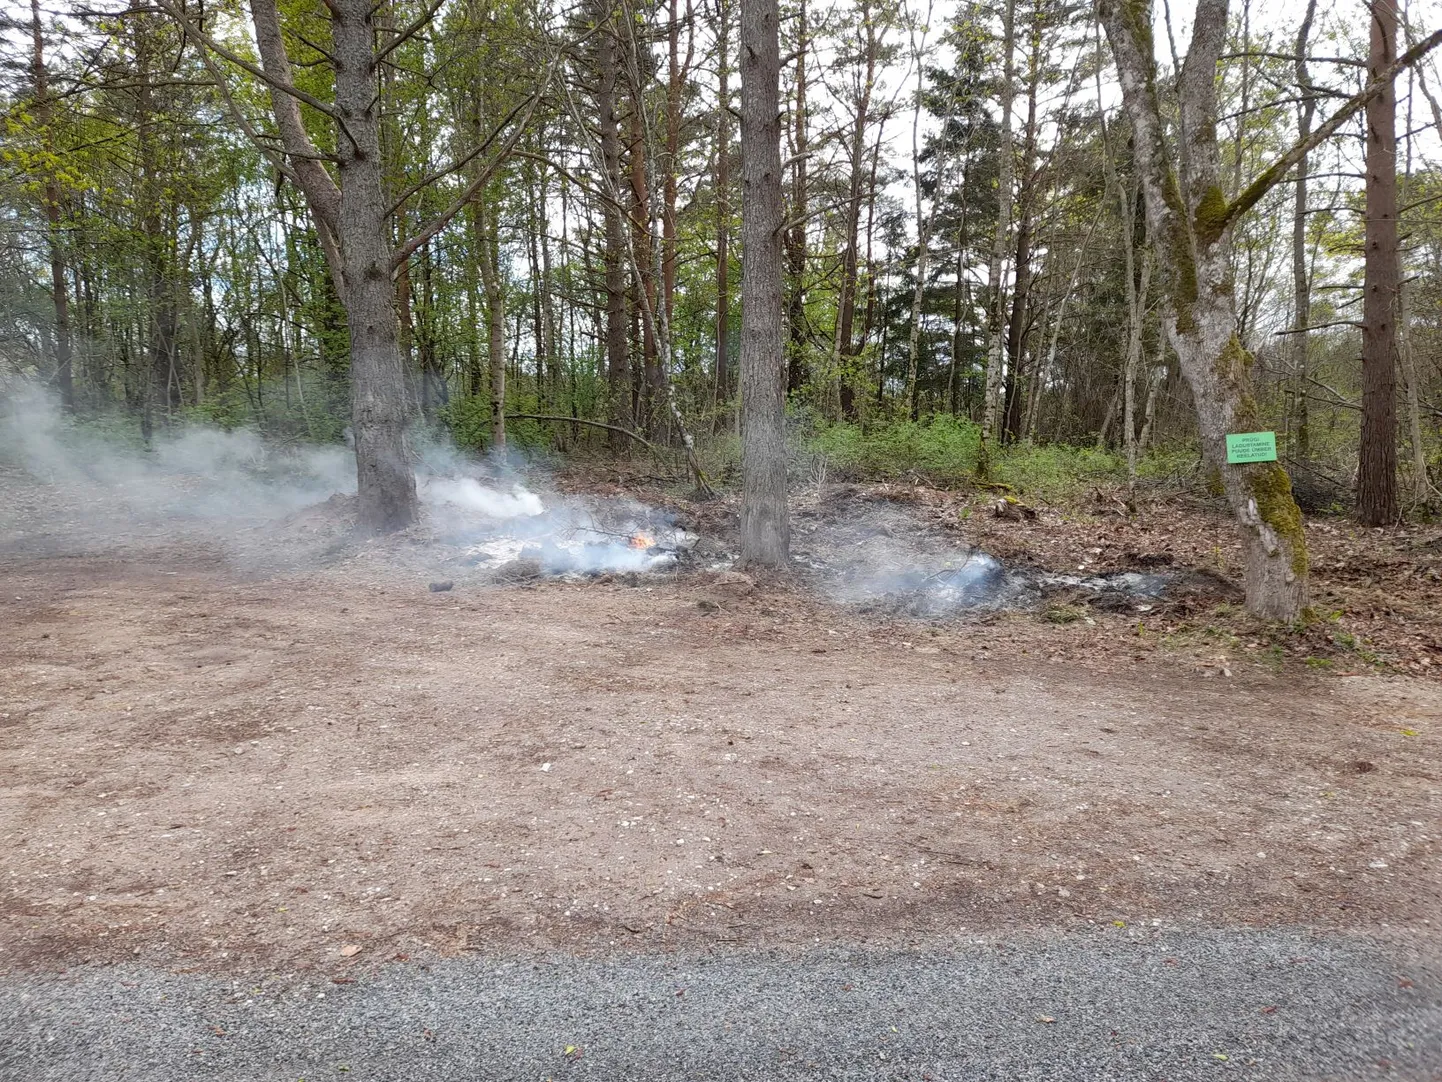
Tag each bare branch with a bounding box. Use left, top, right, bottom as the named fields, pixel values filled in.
left=506, top=414, right=660, bottom=453
left=374, top=0, right=446, bottom=64
left=1221, top=25, right=1442, bottom=234
left=389, top=44, right=565, bottom=271
left=385, top=88, right=540, bottom=217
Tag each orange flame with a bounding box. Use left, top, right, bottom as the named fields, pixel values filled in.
left=629, top=531, right=655, bottom=550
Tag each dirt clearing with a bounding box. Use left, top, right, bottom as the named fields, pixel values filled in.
left=2, top=541, right=1439, bottom=975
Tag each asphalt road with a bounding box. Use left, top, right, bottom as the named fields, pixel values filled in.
left=3, top=930, right=1440, bottom=1082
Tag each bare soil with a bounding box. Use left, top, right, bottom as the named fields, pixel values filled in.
left=3, top=528, right=1439, bottom=976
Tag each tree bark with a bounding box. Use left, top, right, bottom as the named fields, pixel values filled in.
left=595, top=24, right=633, bottom=448
left=663, top=0, right=687, bottom=330
left=715, top=0, right=733, bottom=412
left=784, top=0, right=809, bottom=394
left=1398, top=280, right=1430, bottom=502
left=247, top=0, right=417, bottom=532
left=980, top=0, right=1016, bottom=445
left=1100, top=0, right=1309, bottom=619
left=1123, top=251, right=1153, bottom=491
left=30, top=0, right=74, bottom=412
left=627, top=101, right=660, bottom=430
left=1358, top=0, right=1399, bottom=525
left=478, top=206, right=507, bottom=451
left=831, top=0, right=880, bottom=420
left=1001, top=20, right=1040, bottom=443
left=738, top=0, right=789, bottom=567
left=1290, top=0, right=1317, bottom=459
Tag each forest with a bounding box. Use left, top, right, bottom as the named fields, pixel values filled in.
left=5, top=3, right=1442, bottom=1069
left=3, top=0, right=1441, bottom=622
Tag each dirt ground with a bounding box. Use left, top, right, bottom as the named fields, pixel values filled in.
left=2, top=455, right=1441, bottom=978
left=3, top=538, right=1440, bottom=977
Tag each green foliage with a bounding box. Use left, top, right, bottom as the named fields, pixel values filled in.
left=437, top=393, right=555, bottom=455
left=437, top=395, right=492, bottom=453
left=805, top=416, right=983, bottom=480
left=795, top=418, right=1211, bottom=506
left=989, top=443, right=1127, bottom=503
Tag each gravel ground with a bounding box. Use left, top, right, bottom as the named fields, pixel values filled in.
left=3, top=930, right=1440, bottom=1082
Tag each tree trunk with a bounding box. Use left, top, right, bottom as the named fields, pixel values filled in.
left=903, top=13, right=933, bottom=420
left=738, top=0, right=789, bottom=567
left=595, top=25, right=633, bottom=449
left=715, top=0, right=732, bottom=413
left=248, top=0, right=417, bottom=532
left=784, top=0, right=809, bottom=394
left=1137, top=334, right=1167, bottom=452
left=30, top=0, right=74, bottom=412
left=831, top=0, right=879, bottom=420
left=1358, top=0, right=1399, bottom=525
left=663, top=0, right=686, bottom=330
left=1398, top=280, right=1429, bottom=502
left=627, top=102, right=660, bottom=431
left=479, top=208, right=507, bottom=452
left=1001, top=26, right=1040, bottom=443
left=1290, top=0, right=1318, bottom=459
left=1101, top=0, right=1309, bottom=619
left=1000, top=208, right=1032, bottom=441
left=1123, top=252, right=1153, bottom=490
left=981, top=0, right=1016, bottom=444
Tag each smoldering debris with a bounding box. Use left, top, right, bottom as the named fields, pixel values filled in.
left=2, top=384, right=1181, bottom=611
left=792, top=494, right=1177, bottom=617
left=450, top=500, right=702, bottom=578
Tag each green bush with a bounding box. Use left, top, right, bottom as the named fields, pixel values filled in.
left=804, top=416, right=983, bottom=481
left=437, top=394, right=492, bottom=452
left=990, top=442, right=1126, bottom=503
left=438, top=392, right=557, bottom=455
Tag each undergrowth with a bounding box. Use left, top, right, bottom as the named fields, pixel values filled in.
left=795, top=417, right=1198, bottom=506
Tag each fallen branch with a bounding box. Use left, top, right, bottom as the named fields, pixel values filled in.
left=506, top=413, right=659, bottom=454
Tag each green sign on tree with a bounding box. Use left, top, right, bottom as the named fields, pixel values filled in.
left=1225, top=431, right=1278, bottom=465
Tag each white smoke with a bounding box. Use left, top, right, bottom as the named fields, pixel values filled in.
left=421, top=476, right=544, bottom=520
left=0, top=382, right=355, bottom=523
left=0, top=381, right=696, bottom=578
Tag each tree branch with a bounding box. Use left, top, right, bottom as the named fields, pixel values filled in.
left=390, top=36, right=578, bottom=272
left=506, top=414, right=659, bottom=453
left=152, top=0, right=349, bottom=135
left=1222, top=25, right=1442, bottom=233
left=155, top=0, right=344, bottom=235
left=385, top=89, right=540, bottom=217
left=375, top=0, right=447, bottom=64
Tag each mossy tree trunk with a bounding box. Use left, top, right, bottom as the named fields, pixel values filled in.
left=1101, top=0, right=1308, bottom=620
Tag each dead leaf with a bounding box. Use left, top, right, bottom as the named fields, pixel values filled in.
left=1037, top=1015, right=1057, bottom=1024
left=339, top=944, right=361, bottom=957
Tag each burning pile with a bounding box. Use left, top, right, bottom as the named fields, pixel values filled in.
left=419, top=476, right=702, bottom=579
